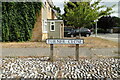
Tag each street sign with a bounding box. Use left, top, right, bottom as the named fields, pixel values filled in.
left=46, top=38, right=84, bottom=62
left=46, top=39, right=84, bottom=44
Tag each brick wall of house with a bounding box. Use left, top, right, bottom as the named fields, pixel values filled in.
left=31, top=11, right=42, bottom=41
left=31, top=0, right=58, bottom=41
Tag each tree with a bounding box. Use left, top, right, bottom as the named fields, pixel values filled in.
left=53, top=6, right=62, bottom=19
left=112, top=16, right=120, bottom=27
left=97, top=16, right=115, bottom=31
left=53, top=6, right=61, bottom=13
left=98, top=16, right=120, bottom=29
left=97, top=16, right=120, bottom=33
left=62, top=0, right=115, bottom=28
left=63, top=2, right=78, bottom=26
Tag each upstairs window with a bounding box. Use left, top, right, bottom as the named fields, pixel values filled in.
left=50, top=21, right=55, bottom=31
left=43, top=20, right=47, bottom=32
left=45, top=2, right=46, bottom=5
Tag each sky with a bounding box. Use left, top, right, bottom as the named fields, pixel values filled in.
left=52, top=0, right=120, bottom=17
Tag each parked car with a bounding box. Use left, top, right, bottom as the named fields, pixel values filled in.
left=64, top=27, right=73, bottom=37
left=67, top=28, right=91, bottom=37
left=113, top=27, right=120, bottom=33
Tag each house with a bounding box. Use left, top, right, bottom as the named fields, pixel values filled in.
left=32, top=0, right=64, bottom=41
left=47, top=19, right=64, bottom=38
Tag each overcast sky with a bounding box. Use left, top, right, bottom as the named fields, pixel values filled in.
left=52, top=0, right=119, bottom=17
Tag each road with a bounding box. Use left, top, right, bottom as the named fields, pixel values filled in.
left=2, top=47, right=118, bottom=57
left=91, top=33, right=119, bottom=42
left=1, top=33, right=119, bottom=58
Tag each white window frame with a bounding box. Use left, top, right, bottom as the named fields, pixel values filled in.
left=50, top=21, right=55, bottom=31
left=42, top=19, right=47, bottom=33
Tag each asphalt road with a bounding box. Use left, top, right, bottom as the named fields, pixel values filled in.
left=2, top=47, right=118, bottom=57
left=91, top=33, right=119, bottom=42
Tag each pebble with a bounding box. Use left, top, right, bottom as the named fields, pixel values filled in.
left=1, top=57, right=119, bottom=79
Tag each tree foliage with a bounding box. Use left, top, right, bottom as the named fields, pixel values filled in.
left=53, top=6, right=62, bottom=19
left=97, top=16, right=114, bottom=30
left=63, top=0, right=115, bottom=28
left=97, top=16, right=120, bottom=31
left=112, top=16, right=120, bottom=27
left=2, top=2, right=42, bottom=42
left=53, top=6, right=61, bottom=13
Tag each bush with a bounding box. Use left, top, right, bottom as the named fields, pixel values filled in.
left=2, top=2, right=42, bottom=42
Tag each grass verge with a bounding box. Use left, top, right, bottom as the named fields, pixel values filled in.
left=1, top=37, right=118, bottom=48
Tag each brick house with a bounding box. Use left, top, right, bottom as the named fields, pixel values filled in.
left=32, top=0, right=64, bottom=41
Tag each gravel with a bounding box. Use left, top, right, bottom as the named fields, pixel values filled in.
left=2, top=57, right=120, bottom=79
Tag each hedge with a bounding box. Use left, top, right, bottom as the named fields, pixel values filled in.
left=2, top=2, right=42, bottom=42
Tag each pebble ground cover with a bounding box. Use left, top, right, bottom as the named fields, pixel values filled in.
left=1, top=57, right=119, bottom=79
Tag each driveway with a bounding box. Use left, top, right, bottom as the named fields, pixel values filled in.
left=91, top=33, right=119, bottom=42
left=2, top=47, right=118, bottom=57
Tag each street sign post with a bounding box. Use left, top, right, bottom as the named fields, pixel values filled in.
left=46, top=38, right=84, bottom=61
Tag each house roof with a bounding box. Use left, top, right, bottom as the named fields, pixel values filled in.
left=47, top=0, right=54, bottom=8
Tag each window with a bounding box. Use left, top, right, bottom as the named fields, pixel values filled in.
left=47, top=6, right=50, bottom=11
left=50, top=21, right=55, bottom=31
left=44, top=20, right=47, bottom=31
left=45, top=2, right=46, bottom=5
left=42, top=19, right=47, bottom=33
left=61, top=24, right=63, bottom=26
left=49, top=7, right=51, bottom=11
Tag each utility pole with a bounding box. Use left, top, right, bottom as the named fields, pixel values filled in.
left=95, top=20, right=98, bottom=37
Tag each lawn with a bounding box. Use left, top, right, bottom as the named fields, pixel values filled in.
left=1, top=37, right=118, bottom=48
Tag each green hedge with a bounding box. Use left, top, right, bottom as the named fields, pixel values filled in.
left=2, top=2, right=42, bottom=42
